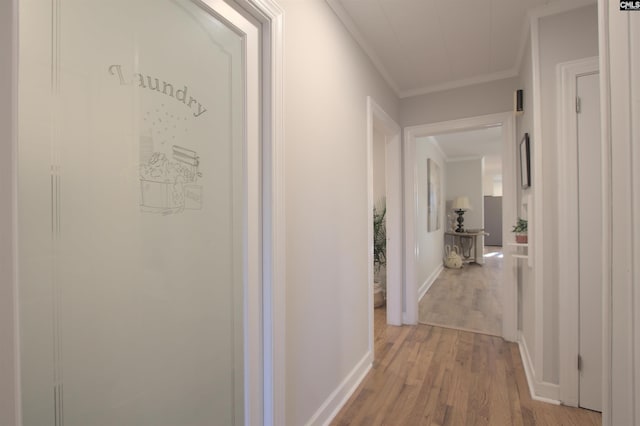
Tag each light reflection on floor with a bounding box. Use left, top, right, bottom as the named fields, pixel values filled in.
left=484, top=250, right=504, bottom=259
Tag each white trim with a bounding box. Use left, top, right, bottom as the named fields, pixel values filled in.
left=367, top=103, right=375, bottom=349
left=528, top=11, right=545, bottom=390
left=527, top=0, right=595, bottom=21
left=305, top=351, right=373, bottom=426
left=556, top=56, right=599, bottom=408
left=0, top=0, right=18, bottom=424
left=596, top=2, right=611, bottom=424
left=239, top=1, right=287, bottom=424
left=367, top=97, right=402, bottom=329
left=233, top=1, right=286, bottom=424
left=325, top=0, right=401, bottom=97
left=519, top=334, right=561, bottom=404
left=403, top=123, right=418, bottom=325
left=597, top=3, right=640, bottom=424
left=398, top=68, right=518, bottom=99
left=418, top=265, right=443, bottom=302
left=198, top=4, right=265, bottom=421
left=403, top=112, right=517, bottom=339
left=631, top=12, right=640, bottom=425
left=427, top=136, right=448, bottom=162
left=204, top=4, right=263, bottom=422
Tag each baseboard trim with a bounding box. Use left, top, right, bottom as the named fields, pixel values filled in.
left=418, top=264, right=443, bottom=301
left=305, top=350, right=373, bottom=426
left=518, top=334, right=561, bottom=404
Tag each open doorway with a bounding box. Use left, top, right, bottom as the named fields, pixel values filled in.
left=413, top=126, right=505, bottom=336
left=403, top=112, right=518, bottom=341
left=366, top=96, right=402, bottom=355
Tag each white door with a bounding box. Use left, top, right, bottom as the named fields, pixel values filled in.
left=18, top=0, right=262, bottom=424
left=577, top=71, right=602, bottom=412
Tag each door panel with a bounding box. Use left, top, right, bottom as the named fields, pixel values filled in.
left=577, top=72, right=602, bottom=412
left=18, top=1, right=258, bottom=424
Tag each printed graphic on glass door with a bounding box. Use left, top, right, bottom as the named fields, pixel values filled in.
left=18, top=0, right=248, bottom=425
left=107, top=64, right=206, bottom=214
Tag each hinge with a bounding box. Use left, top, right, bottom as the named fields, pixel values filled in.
left=576, top=96, right=581, bottom=114
left=578, top=354, right=583, bottom=371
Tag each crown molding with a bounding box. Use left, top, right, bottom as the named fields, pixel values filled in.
left=528, top=0, right=596, bottom=20
left=325, top=0, right=401, bottom=97
left=425, top=136, right=448, bottom=161
left=399, top=68, right=519, bottom=99
left=328, top=0, right=596, bottom=102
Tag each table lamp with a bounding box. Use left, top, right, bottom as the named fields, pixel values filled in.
left=451, top=196, right=471, bottom=233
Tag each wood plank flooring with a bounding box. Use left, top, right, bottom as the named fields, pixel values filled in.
left=418, top=247, right=503, bottom=336
left=330, top=307, right=601, bottom=426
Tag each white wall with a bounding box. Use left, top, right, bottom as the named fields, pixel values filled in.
left=414, top=137, right=446, bottom=292
left=446, top=159, right=484, bottom=231
left=279, top=1, right=399, bottom=424
left=538, top=4, right=598, bottom=383
left=0, top=0, right=17, bottom=424
left=400, top=77, right=520, bottom=127
left=483, top=170, right=503, bottom=197
left=483, top=173, right=494, bottom=196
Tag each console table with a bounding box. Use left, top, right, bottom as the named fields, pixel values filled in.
left=444, top=231, right=488, bottom=264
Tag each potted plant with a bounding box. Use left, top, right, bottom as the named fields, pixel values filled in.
left=512, top=217, right=528, bottom=243
left=373, top=199, right=386, bottom=307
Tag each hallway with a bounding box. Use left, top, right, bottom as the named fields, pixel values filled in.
left=418, top=247, right=503, bottom=336
left=330, top=307, right=600, bottom=425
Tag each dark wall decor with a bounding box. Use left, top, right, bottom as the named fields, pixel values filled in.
left=520, top=133, right=531, bottom=189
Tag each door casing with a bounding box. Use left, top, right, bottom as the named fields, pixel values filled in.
left=403, top=111, right=517, bottom=338
left=557, top=56, right=601, bottom=409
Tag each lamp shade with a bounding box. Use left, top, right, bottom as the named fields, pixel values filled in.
left=451, top=196, right=471, bottom=211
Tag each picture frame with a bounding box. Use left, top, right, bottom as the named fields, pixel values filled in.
left=520, top=133, right=531, bottom=189
left=427, top=158, right=441, bottom=232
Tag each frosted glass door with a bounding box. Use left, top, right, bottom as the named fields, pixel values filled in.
left=18, top=1, right=257, bottom=425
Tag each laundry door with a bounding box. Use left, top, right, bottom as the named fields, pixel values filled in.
left=18, top=0, right=262, bottom=425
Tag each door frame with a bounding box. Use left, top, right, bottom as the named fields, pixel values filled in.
left=403, top=111, right=517, bottom=340
left=557, top=56, right=599, bottom=407
left=0, top=0, right=285, bottom=425
left=366, top=96, right=402, bottom=330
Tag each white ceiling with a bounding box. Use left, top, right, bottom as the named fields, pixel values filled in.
left=425, top=126, right=503, bottom=174
left=433, top=126, right=502, bottom=158
left=327, top=0, right=593, bottom=98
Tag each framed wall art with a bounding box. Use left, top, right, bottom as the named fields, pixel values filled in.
left=520, top=133, right=531, bottom=189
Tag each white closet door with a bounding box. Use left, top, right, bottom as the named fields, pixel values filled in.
left=577, top=71, right=602, bottom=413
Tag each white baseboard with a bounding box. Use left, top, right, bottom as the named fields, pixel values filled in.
left=418, top=264, right=443, bottom=301
left=305, top=351, right=373, bottom=426
left=518, top=334, right=560, bottom=404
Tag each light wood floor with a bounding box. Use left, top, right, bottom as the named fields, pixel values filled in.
left=419, top=246, right=503, bottom=336
left=330, top=307, right=601, bottom=426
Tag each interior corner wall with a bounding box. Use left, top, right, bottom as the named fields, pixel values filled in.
left=516, top=34, right=536, bottom=369
left=414, top=137, right=446, bottom=292
left=538, top=4, right=599, bottom=384
left=445, top=159, right=484, bottom=231
left=399, top=77, right=520, bottom=127
left=278, top=1, right=400, bottom=424
left=0, top=0, right=17, bottom=424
